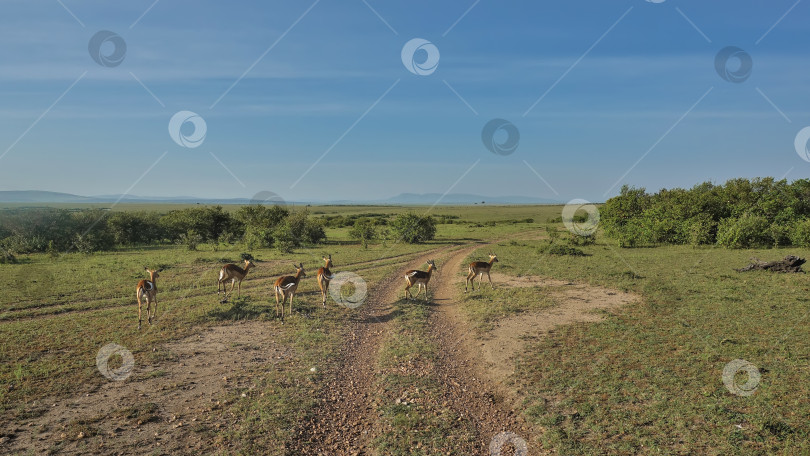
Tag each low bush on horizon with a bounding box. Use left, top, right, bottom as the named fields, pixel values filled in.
left=601, top=177, right=810, bottom=248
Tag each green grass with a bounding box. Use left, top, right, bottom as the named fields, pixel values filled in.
left=465, top=232, right=810, bottom=454
left=12, top=203, right=808, bottom=453
left=0, top=205, right=553, bottom=454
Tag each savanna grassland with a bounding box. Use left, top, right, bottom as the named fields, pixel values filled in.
left=1, top=203, right=809, bottom=455
left=461, top=236, right=810, bottom=454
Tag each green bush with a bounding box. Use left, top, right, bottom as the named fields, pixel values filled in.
left=273, top=210, right=326, bottom=252
left=161, top=206, right=239, bottom=243
left=569, top=231, right=596, bottom=246
left=179, top=230, right=203, bottom=251
left=544, top=225, right=561, bottom=243
left=242, top=226, right=274, bottom=249
left=107, top=211, right=164, bottom=245
left=234, top=205, right=288, bottom=231
left=790, top=219, right=810, bottom=247
left=539, top=243, right=586, bottom=256
left=0, top=247, right=16, bottom=264
left=349, top=218, right=378, bottom=248
left=768, top=222, right=793, bottom=247
left=686, top=214, right=716, bottom=246
left=390, top=213, right=436, bottom=244
left=613, top=219, right=652, bottom=248
left=601, top=178, right=810, bottom=248
left=716, top=214, right=771, bottom=248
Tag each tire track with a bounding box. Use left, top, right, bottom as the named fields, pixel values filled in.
left=286, top=244, right=462, bottom=455
left=426, top=244, right=539, bottom=454
left=1, top=249, right=446, bottom=322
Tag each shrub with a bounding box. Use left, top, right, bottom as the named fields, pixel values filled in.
left=273, top=210, right=326, bottom=252
left=790, top=219, right=810, bottom=247
left=569, top=231, right=596, bottom=246
left=613, top=219, right=652, bottom=248
left=242, top=227, right=274, bottom=249
left=159, top=206, right=238, bottom=243
left=349, top=218, right=378, bottom=248
left=73, top=232, right=114, bottom=254
left=539, top=243, right=586, bottom=256
left=390, top=213, right=436, bottom=244
left=768, top=222, right=793, bottom=247
left=107, top=211, right=163, bottom=245
left=234, top=205, right=288, bottom=231
left=275, top=238, right=296, bottom=254
left=179, top=230, right=203, bottom=251
left=601, top=178, right=810, bottom=248
left=716, top=214, right=771, bottom=248
left=686, top=214, right=716, bottom=247
left=544, top=225, right=561, bottom=243
left=0, top=248, right=16, bottom=264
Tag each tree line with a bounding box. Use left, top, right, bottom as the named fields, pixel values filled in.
left=0, top=205, right=441, bottom=261
left=600, top=178, right=810, bottom=248
left=0, top=205, right=324, bottom=257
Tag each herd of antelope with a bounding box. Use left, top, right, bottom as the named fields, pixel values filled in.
left=135, top=253, right=499, bottom=328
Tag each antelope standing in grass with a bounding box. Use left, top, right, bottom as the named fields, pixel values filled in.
left=404, top=260, right=437, bottom=301
left=217, top=259, right=256, bottom=300
left=464, top=253, right=498, bottom=292
left=316, top=255, right=334, bottom=307
left=274, top=263, right=306, bottom=322
left=137, top=267, right=161, bottom=329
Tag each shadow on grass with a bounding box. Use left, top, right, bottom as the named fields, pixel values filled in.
left=392, top=297, right=439, bottom=307
left=208, top=297, right=274, bottom=321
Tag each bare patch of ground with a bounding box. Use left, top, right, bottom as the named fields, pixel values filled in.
left=479, top=272, right=640, bottom=388
left=2, top=321, right=287, bottom=455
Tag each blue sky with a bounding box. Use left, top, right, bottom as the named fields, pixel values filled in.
left=0, top=0, right=808, bottom=203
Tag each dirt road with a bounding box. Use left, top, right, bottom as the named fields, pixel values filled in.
left=4, top=240, right=637, bottom=455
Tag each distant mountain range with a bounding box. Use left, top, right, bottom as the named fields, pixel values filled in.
left=0, top=190, right=561, bottom=205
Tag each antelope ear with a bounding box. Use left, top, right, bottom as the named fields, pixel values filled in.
left=144, top=266, right=149, bottom=271
left=328, top=254, right=331, bottom=259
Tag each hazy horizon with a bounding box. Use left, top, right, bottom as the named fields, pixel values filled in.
left=1, top=0, right=809, bottom=205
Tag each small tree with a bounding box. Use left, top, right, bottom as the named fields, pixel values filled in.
left=349, top=218, right=378, bottom=248
left=179, top=230, right=203, bottom=251
left=390, top=213, right=436, bottom=244
left=273, top=209, right=326, bottom=252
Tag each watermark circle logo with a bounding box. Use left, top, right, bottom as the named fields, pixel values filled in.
left=722, top=359, right=760, bottom=396
left=489, top=431, right=528, bottom=456
left=329, top=272, right=367, bottom=309
left=794, top=127, right=810, bottom=163
left=714, top=46, right=752, bottom=83
left=562, top=199, right=600, bottom=236
left=96, top=343, right=134, bottom=381
left=249, top=191, right=287, bottom=206
left=401, top=38, right=440, bottom=76
left=88, top=30, right=127, bottom=68
left=482, top=119, right=520, bottom=156
left=169, top=111, right=207, bottom=148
